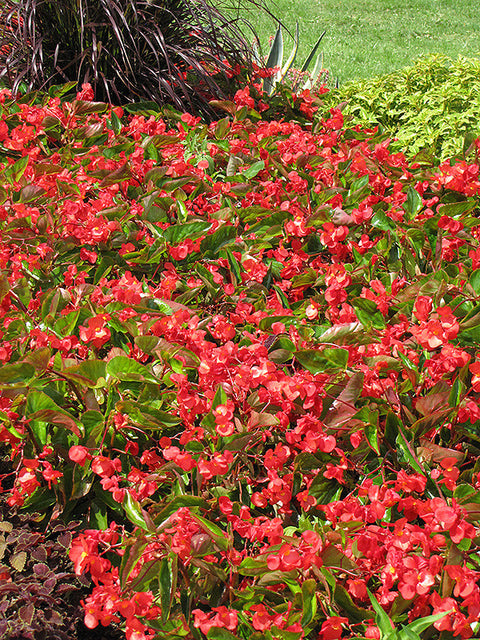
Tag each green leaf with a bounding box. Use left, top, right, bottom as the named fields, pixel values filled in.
left=154, top=497, right=209, bottom=527
left=303, top=49, right=325, bottom=91
left=438, top=199, right=476, bottom=217
left=90, top=499, right=108, bottom=529
left=48, top=80, right=77, bottom=97
left=237, top=556, right=269, bottom=576
left=371, top=210, right=397, bottom=232
left=150, top=338, right=200, bottom=368
left=0, top=412, right=24, bottom=440
left=26, top=391, right=81, bottom=440
left=123, top=493, right=155, bottom=532
left=470, top=269, right=480, bottom=295
left=322, top=545, right=358, bottom=571
left=396, top=425, right=426, bottom=476
left=134, top=335, right=160, bottom=354
left=243, top=160, right=265, bottom=180
left=26, top=389, right=63, bottom=415
left=259, top=315, right=296, bottom=331
left=190, top=514, right=230, bottom=551
left=150, top=299, right=176, bottom=316
left=333, top=584, right=372, bottom=622
left=271, top=336, right=295, bottom=352
left=317, top=322, right=367, bottom=345
left=368, top=589, right=395, bottom=638
left=120, top=536, right=148, bottom=589
left=0, top=362, right=35, bottom=386
left=100, top=163, right=132, bottom=187
left=453, top=482, right=474, bottom=501
left=364, top=421, right=380, bottom=454
left=405, top=186, right=422, bottom=218
left=352, top=298, right=385, bottom=330
left=385, top=411, right=399, bottom=446
left=224, top=247, right=243, bottom=285
left=237, top=205, right=275, bottom=223
left=116, top=400, right=180, bottom=431
left=12, top=156, right=29, bottom=182
left=294, top=452, right=329, bottom=473
left=463, top=131, right=478, bottom=157
left=22, top=486, right=56, bottom=512
left=449, top=377, right=466, bottom=407
left=93, top=256, right=115, bottom=284
left=200, top=225, right=237, bottom=256
left=269, top=628, right=302, bottom=640
left=457, top=325, right=480, bottom=347
left=248, top=211, right=290, bottom=237
left=309, top=476, right=341, bottom=503
left=207, top=628, right=238, bottom=640
left=62, top=360, right=107, bottom=388
left=130, top=558, right=162, bottom=592
left=159, top=557, right=173, bottom=621
left=295, top=348, right=348, bottom=374
left=70, top=463, right=94, bottom=500
left=346, top=175, right=369, bottom=202
left=404, top=610, right=453, bottom=635
left=212, top=385, right=227, bottom=410
left=106, top=356, right=159, bottom=384
left=72, top=100, right=108, bottom=115
left=81, top=411, right=104, bottom=448
left=273, top=284, right=290, bottom=309
left=215, top=117, right=230, bottom=140
left=301, top=579, right=317, bottom=627
left=110, top=110, right=123, bottom=135
left=163, top=221, right=212, bottom=245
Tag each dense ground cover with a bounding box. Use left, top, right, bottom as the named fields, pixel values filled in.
left=1, top=78, right=480, bottom=640
left=244, top=0, right=480, bottom=83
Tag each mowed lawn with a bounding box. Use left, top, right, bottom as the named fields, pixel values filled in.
left=235, top=0, right=480, bottom=84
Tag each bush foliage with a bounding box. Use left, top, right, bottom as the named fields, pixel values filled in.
left=323, top=54, right=480, bottom=161
left=1, top=78, right=480, bottom=640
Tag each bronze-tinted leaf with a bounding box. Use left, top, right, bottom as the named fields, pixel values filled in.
left=29, top=409, right=82, bottom=437
left=33, top=562, right=50, bottom=577
left=100, top=163, right=132, bottom=187
left=19, top=603, right=34, bottom=625
left=72, top=100, right=108, bottom=115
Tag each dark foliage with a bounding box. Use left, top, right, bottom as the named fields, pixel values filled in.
left=0, top=0, right=266, bottom=117
left=0, top=494, right=123, bottom=640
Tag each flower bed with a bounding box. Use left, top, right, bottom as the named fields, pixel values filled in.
left=0, top=82, right=480, bottom=639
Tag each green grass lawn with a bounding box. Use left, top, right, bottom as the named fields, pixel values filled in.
left=236, top=0, right=480, bottom=84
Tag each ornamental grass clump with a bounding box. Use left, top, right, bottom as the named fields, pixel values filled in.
left=0, top=0, right=265, bottom=117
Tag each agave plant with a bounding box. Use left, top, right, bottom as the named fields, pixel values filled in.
left=258, top=22, right=327, bottom=96
left=0, top=0, right=267, bottom=117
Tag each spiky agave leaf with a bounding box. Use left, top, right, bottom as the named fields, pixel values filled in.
left=0, top=0, right=267, bottom=117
